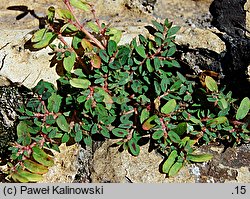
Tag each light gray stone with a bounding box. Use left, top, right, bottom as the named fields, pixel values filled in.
left=0, top=30, right=59, bottom=89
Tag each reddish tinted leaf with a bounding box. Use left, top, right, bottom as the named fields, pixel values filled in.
left=90, top=54, right=101, bottom=68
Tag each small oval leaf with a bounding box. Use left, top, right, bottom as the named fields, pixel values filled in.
left=168, top=130, right=181, bottom=143
left=207, top=116, right=228, bottom=126
left=187, top=153, right=213, bottom=163
left=63, top=52, right=76, bottom=72
left=23, top=159, right=48, bottom=174
left=17, top=169, right=43, bottom=182
left=81, top=38, right=93, bottom=52
left=140, top=108, right=150, bottom=124
left=168, top=161, right=183, bottom=177
left=112, top=128, right=128, bottom=138
left=135, top=45, right=147, bottom=58
left=205, top=76, right=218, bottom=92
left=128, top=138, right=140, bottom=156
left=152, top=130, right=164, bottom=140
left=161, top=99, right=176, bottom=114
left=236, top=97, right=250, bottom=120
left=33, top=32, right=56, bottom=49
left=70, top=78, right=91, bottom=89
left=56, top=115, right=70, bottom=132
left=70, top=0, right=90, bottom=11
left=90, top=54, right=101, bottom=69
left=162, top=150, right=178, bottom=174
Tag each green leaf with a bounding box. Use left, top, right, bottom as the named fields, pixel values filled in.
left=205, top=76, right=218, bottom=92
left=70, top=78, right=91, bottom=89
left=155, top=32, right=164, bottom=40
left=107, top=40, right=117, bottom=56
left=142, top=115, right=158, bottom=130
left=146, top=59, right=154, bottom=72
left=207, top=116, right=228, bottom=126
left=140, top=108, right=150, bottom=124
left=154, top=80, right=161, bottom=95
left=112, top=128, right=128, bottom=138
left=100, top=127, right=110, bottom=138
left=16, top=169, right=43, bottom=182
left=161, top=99, right=176, bottom=114
left=75, top=131, right=83, bottom=142
left=167, top=46, right=176, bottom=57
left=94, top=87, right=113, bottom=110
left=99, top=49, right=109, bottom=63
left=168, top=130, right=181, bottom=143
left=164, top=18, right=170, bottom=27
left=61, top=23, right=78, bottom=34
left=236, top=97, right=250, bottom=120
left=187, top=153, right=213, bottom=162
left=84, top=136, right=92, bottom=146
left=56, top=115, right=70, bottom=132
left=173, top=122, right=187, bottom=136
left=17, top=121, right=31, bottom=146
left=81, top=38, right=93, bottom=52
left=152, top=130, right=164, bottom=140
left=153, top=57, right=161, bottom=70
left=162, top=150, right=178, bottom=173
left=56, top=8, right=74, bottom=20
left=32, top=31, right=56, bottom=49
left=70, top=0, right=90, bottom=11
left=32, top=146, right=54, bottom=167
left=47, top=93, right=62, bottom=113
left=23, top=159, right=48, bottom=174
left=61, top=133, right=70, bottom=143
left=86, top=21, right=99, bottom=33
left=152, top=20, right=164, bottom=32
left=11, top=173, right=29, bottom=183
left=90, top=54, right=101, bottom=69
left=218, top=97, right=228, bottom=109
left=161, top=77, right=170, bottom=92
left=176, top=72, right=187, bottom=83
left=135, top=45, right=147, bottom=58
left=72, top=32, right=84, bottom=49
left=105, top=28, right=122, bottom=43
left=31, top=28, right=47, bottom=43
left=47, top=6, right=55, bottom=23
left=170, top=80, right=182, bottom=91
left=167, top=26, right=180, bottom=37
left=139, top=34, right=147, bottom=44
left=63, top=52, right=76, bottom=72
left=168, top=161, right=183, bottom=177
left=128, top=138, right=140, bottom=156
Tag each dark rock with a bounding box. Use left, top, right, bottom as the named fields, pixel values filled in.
left=210, top=0, right=246, bottom=37
left=0, top=76, right=30, bottom=164
left=176, top=44, right=223, bottom=74
left=210, top=0, right=250, bottom=97
left=197, top=144, right=250, bottom=182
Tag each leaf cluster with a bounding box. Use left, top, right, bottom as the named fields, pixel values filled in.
left=7, top=0, right=250, bottom=181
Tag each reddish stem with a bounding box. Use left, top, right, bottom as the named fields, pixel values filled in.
left=63, top=0, right=105, bottom=50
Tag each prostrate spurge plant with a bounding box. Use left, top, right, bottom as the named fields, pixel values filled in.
left=7, top=0, right=250, bottom=182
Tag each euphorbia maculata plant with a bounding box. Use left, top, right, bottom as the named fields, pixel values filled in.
left=5, top=0, right=249, bottom=182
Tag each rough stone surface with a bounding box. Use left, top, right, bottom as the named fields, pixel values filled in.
left=0, top=0, right=249, bottom=183
left=245, top=0, right=250, bottom=37
left=91, top=140, right=196, bottom=183
left=0, top=30, right=59, bottom=89
left=91, top=141, right=250, bottom=183
left=38, top=144, right=80, bottom=183
left=210, top=0, right=250, bottom=97
left=176, top=28, right=226, bottom=53
left=0, top=76, right=30, bottom=163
